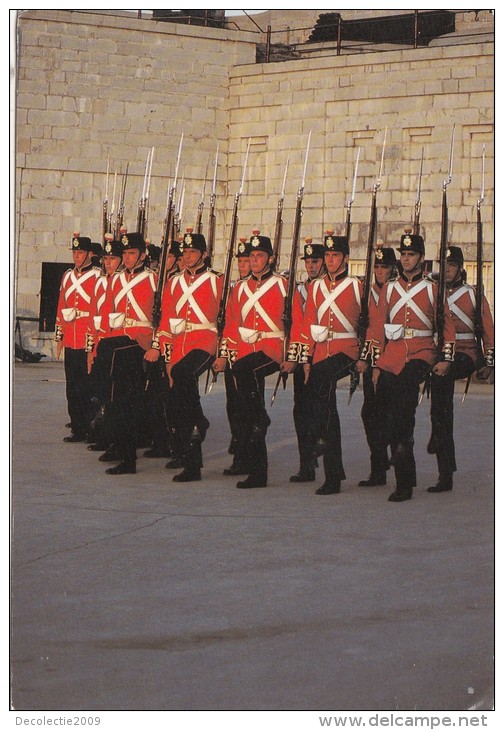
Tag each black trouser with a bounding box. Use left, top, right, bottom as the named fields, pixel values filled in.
left=361, top=367, right=390, bottom=478
left=292, top=364, right=317, bottom=473
left=375, top=360, right=431, bottom=492
left=106, top=338, right=149, bottom=463
left=429, top=352, right=475, bottom=478
left=231, top=352, right=278, bottom=484
left=170, top=349, right=214, bottom=471
left=224, top=364, right=244, bottom=455
left=144, top=359, right=174, bottom=454
left=303, top=353, right=353, bottom=485
left=64, top=347, right=96, bottom=438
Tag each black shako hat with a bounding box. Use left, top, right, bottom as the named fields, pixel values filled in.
left=301, top=237, right=325, bottom=260
left=397, top=228, right=425, bottom=256
left=121, top=231, right=146, bottom=252
left=182, top=228, right=207, bottom=253
left=374, top=244, right=397, bottom=267
left=324, top=230, right=349, bottom=256
left=71, top=233, right=94, bottom=253
left=446, top=245, right=464, bottom=266
left=248, top=229, right=273, bottom=256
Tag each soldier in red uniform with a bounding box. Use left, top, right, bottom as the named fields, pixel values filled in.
left=86, top=233, right=124, bottom=453
left=143, top=238, right=184, bottom=461
left=427, top=246, right=494, bottom=492
left=98, top=231, right=158, bottom=474
left=289, top=237, right=325, bottom=483
left=368, top=231, right=456, bottom=502
left=357, top=244, right=397, bottom=488
left=223, top=239, right=252, bottom=476
left=284, top=232, right=362, bottom=495
left=55, top=234, right=103, bottom=442
left=213, top=231, right=304, bottom=489
left=153, top=231, right=223, bottom=482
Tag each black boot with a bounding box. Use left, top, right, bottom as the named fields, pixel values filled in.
left=98, top=445, right=121, bottom=462
left=63, top=433, right=86, bottom=443
left=173, top=468, right=201, bottom=482
left=106, top=460, right=136, bottom=475
left=358, top=473, right=386, bottom=487
left=388, top=486, right=413, bottom=502
left=236, top=475, right=267, bottom=489
left=290, top=466, right=316, bottom=483
left=315, top=481, right=341, bottom=495
left=428, top=474, right=453, bottom=493
left=223, top=460, right=250, bottom=476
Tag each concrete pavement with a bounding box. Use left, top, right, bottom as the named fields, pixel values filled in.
left=10, top=361, right=494, bottom=712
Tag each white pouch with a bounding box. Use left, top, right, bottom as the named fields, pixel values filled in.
left=310, top=324, right=329, bottom=342
left=93, top=316, right=102, bottom=331
left=384, top=324, right=404, bottom=341
left=109, top=312, right=125, bottom=329
left=239, top=327, right=260, bottom=344
left=170, top=318, right=186, bottom=335
left=61, top=307, right=76, bottom=322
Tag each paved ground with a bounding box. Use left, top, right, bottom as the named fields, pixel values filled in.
left=10, top=361, right=494, bottom=713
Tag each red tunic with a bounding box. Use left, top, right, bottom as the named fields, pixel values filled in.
left=221, top=271, right=303, bottom=364
left=370, top=273, right=456, bottom=375
left=446, top=282, right=494, bottom=366
left=54, top=264, right=102, bottom=350
left=157, top=265, right=223, bottom=364
left=295, top=272, right=363, bottom=365
left=100, top=265, right=157, bottom=351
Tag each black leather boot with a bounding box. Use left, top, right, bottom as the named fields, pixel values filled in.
left=236, top=475, right=267, bottom=489
left=427, top=474, right=453, bottom=493
left=173, top=468, right=201, bottom=482
left=388, top=486, right=413, bottom=502
left=290, top=466, right=316, bottom=483
left=315, top=481, right=341, bottom=495
left=106, top=460, right=136, bottom=475
left=358, top=473, right=386, bottom=487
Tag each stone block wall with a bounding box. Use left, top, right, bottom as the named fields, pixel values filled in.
left=13, top=10, right=494, bottom=356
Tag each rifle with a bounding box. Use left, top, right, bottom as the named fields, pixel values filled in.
left=345, top=146, right=361, bottom=242
left=271, top=131, right=311, bottom=405
left=462, top=143, right=486, bottom=402
left=272, top=154, right=290, bottom=271
left=436, top=125, right=455, bottom=356
left=206, top=144, right=219, bottom=267
left=413, top=147, right=424, bottom=236
left=114, top=163, right=129, bottom=238
left=152, top=134, right=184, bottom=330
left=348, top=128, right=387, bottom=403
left=102, top=158, right=110, bottom=243
left=196, top=156, right=210, bottom=235
left=137, top=147, right=154, bottom=239
left=174, top=177, right=185, bottom=238
left=207, top=138, right=251, bottom=394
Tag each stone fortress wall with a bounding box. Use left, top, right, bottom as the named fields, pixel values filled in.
left=13, top=9, right=494, bottom=357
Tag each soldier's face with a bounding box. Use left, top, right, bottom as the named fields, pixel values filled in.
left=249, top=250, right=271, bottom=274
left=325, top=251, right=347, bottom=275
left=182, top=248, right=204, bottom=270
left=304, top=257, right=324, bottom=280
left=400, top=251, right=423, bottom=274
left=446, top=262, right=461, bottom=284
left=73, top=250, right=92, bottom=270
left=165, top=253, right=176, bottom=272
left=103, top=255, right=121, bottom=276
left=374, top=263, right=394, bottom=285
left=237, top=257, right=251, bottom=279
left=122, top=249, right=145, bottom=271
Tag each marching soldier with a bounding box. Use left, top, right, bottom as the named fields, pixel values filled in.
left=289, top=237, right=325, bottom=483
left=98, top=231, right=158, bottom=474
left=368, top=230, right=456, bottom=502
left=55, top=234, right=103, bottom=442
left=427, top=245, right=494, bottom=492
left=143, top=238, right=184, bottom=460
left=357, top=244, right=397, bottom=487
left=284, top=232, right=362, bottom=495
left=86, top=233, right=124, bottom=452
left=213, top=231, right=304, bottom=489
left=223, top=239, right=252, bottom=476
left=152, top=230, right=223, bottom=482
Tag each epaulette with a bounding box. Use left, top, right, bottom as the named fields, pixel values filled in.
left=210, top=269, right=223, bottom=277
left=424, top=272, right=438, bottom=283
